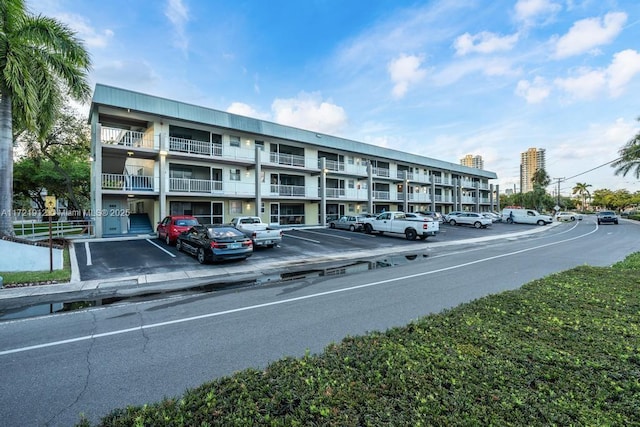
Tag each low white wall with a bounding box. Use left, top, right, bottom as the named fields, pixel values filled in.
left=0, top=240, right=64, bottom=272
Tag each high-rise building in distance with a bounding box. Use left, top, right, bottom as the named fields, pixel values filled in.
left=520, top=148, right=546, bottom=193
left=460, top=154, right=484, bottom=169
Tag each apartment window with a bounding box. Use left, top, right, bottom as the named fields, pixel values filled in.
left=260, top=202, right=265, bottom=214
left=348, top=179, right=355, bottom=189
left=230, top=136, right=240, bottom=147
left=348, top=203, right=355, bottom=212
left=230, top=169, right=241, bottom=181
left=347, top=156, right=354, bottom=165
left=255, top=140, right=265, bottom=151
left=230, top=201, right=242, bottom=214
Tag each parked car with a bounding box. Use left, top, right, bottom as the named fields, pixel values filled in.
left=596, top=211, right=619, bottom=225
left=482, top=212, right=500, bottom=222
left=176, top=225, right=253, bottom=264
left=444, top=211, right=465, bottom=222
left=230, top=216, right=282, bottom=248
left=417, top=211, right=444, bottom=223
left=157, top=215, right=200, bottom=245
left=329, top=215, right=366, bottom=231
left=448, top=212, right=492, bottom=228
left=555, top=211, right=581, bottom=221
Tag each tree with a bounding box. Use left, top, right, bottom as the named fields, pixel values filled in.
left=612, top=117, right=640, bottom=179
left=531, top=168, right=551, bottom=212
left=572, top=182, right=592, bottom=211
left=15, top=105, right=91, bottom=216
left=0, top=0, right=91, bottom=236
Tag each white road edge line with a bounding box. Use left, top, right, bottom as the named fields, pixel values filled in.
left=146, top=239, right=176, bottom=257
left=0, top=226, right=598, bottom=356
left=283, top=234, right=321, bottom=243
left=84, top=242, right=92, bottom=266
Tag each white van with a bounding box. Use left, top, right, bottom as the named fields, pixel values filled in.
left=502, top=208, right=553, bottom=225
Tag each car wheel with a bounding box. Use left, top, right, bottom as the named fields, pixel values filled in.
left=449, top=219, right=457, bottom=226
left=506, top=218, right=513, bottom=224
left=165, top=234, right=171, bottom=245
left=197, top=248, right=207, bottom=264
left=570, top=216, right=575, bottom=221
left=330, top=223, right=335, bottom=229
left=176, top=240, right=182, bottom=251
left=597, top=220, right=601, bottom=225
left=474, top=221, right=482, bottom=229
left=157, top=231, right=162, bottom=240
left=349, top=225, right=355, bottom=232
left=537, top=220, right=546, bottom=226
left=405, top=229, right=417, bottom=240
left=364, top=224, right=373, bottom=234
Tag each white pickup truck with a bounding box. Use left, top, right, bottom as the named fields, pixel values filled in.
left=362, top=211, right=439, bottom=240
left=230, top=216, right=283, bottom=248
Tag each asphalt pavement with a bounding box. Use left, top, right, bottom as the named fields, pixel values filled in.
left=0, top=223, right=559, bottom=313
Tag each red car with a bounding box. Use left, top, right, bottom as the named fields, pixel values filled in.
left=157, top=215, right=199, bottom=245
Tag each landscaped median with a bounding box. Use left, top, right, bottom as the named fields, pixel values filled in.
left=78, top=254, right=640, bottom=426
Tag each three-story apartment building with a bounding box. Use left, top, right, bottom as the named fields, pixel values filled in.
left=89, top=84, right=499, bottom=237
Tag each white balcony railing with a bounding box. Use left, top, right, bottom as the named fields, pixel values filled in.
left=169, top=178, right=223, bottom=193
left=318, top=159, right=345, bottom=172
left=270, top=152, right=305, bottom=167
left=271, top=185, right=306, bottom=197
left=373, top=190, right=390, bottom=200
left=372, top=167, right=390, bottom=177
left=324, top=188, right=346, bottom=197
left=396, top=170, right=414, bottom=180
left=101, top=127, right=154, bottom=149
left=169, top=137, right=222, bottom=157
left=102, top=173, right=154, bottom=191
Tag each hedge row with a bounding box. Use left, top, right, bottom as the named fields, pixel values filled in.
left=79, top=255, right=640, bottom=426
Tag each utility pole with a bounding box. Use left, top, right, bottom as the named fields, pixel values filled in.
left=553, top=177, right=564, bottom=206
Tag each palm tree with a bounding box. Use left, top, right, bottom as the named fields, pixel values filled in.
left=572, top=182, right=592, bottom=211
left=0, top=0, right=91, bottom=236
left=612, top=118, right=640, bottom=180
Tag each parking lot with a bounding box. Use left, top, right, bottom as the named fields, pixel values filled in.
left=75, top=222, right=544, bottom=282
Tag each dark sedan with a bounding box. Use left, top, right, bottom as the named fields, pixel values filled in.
left=176, top=225, right=253, bottom=264
left=596, top=211, right=619, bottom=225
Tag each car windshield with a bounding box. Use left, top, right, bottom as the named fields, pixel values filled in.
left=599, top=211, right=614, bottom=215
left=207, top=227, right=243, bottom=238
left=176, top=219, right=198, bottom=226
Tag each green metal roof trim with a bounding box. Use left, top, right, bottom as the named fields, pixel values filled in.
left=91, top=84, right=497, bottom=180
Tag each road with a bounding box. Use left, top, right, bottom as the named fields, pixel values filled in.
left=0, top=218, right=636, bottom=426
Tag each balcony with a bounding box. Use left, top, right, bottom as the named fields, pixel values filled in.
left=396, top=170, right=414, bottom=180
left=169, top=137, right=222, bottom=157
left=318, top=159, right=345, bottom=172
left=372, top=167, right=390, bottom=177
left=324, top=188, right=346, bottom=197
left=102, top=173, right=154, bottom=191
left=101, top=127, right=155, bottom=149
left=271, top=184, right=306, bottom=197
left=170, top=178, right=223, bottom=193
left=373, top=190, right=390, bottom=200
left=270, top=152, right=305, bottom=167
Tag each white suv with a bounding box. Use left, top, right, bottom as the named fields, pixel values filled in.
left=448, top=212, right=492, bottom=228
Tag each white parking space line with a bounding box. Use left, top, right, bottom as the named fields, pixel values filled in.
left=300, top=229, right=353, bottom=240
left=84, top=242, right=92, bottom=266
left=146, top=239, right=176, bottom=257
left=283, top=233, right=320, bottom=243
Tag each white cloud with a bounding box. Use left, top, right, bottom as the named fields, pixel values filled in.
left=514, top=0, right=562, bottom=26
left=271, top=92, right=348, bottom=135
left=54, top=13, right=113, bottom=48
left=553, top=12, right=627, bottom=59
left=553, top=49, right=640, bottom=100
left=165, top=0, right=190, bottom=52
left=226, top=102, right=270, bottom=120
left=554, top=68, right=606, bottom=100
left=607, top=49, right=640, bottom=97
left=515, top=77, right=551, bottom=103
left=454, top=32, right=519, bottom=56
left=387, top=54, right=427, bottom=98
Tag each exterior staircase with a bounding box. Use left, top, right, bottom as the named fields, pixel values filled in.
left=128, top=213, right=154, bottom=235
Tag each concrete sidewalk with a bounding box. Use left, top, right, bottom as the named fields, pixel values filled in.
left=0, top=224, right=558, bottom=313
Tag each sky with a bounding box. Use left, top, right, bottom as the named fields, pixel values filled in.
left=30, top=0, right=640, bottom=196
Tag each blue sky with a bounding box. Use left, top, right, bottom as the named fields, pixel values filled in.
left=31, top=0, right=640, bottom=196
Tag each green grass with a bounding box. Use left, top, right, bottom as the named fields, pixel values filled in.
left=0, top=246, right=71, bottom=286
left=77, top=254, right=640, bottom=426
